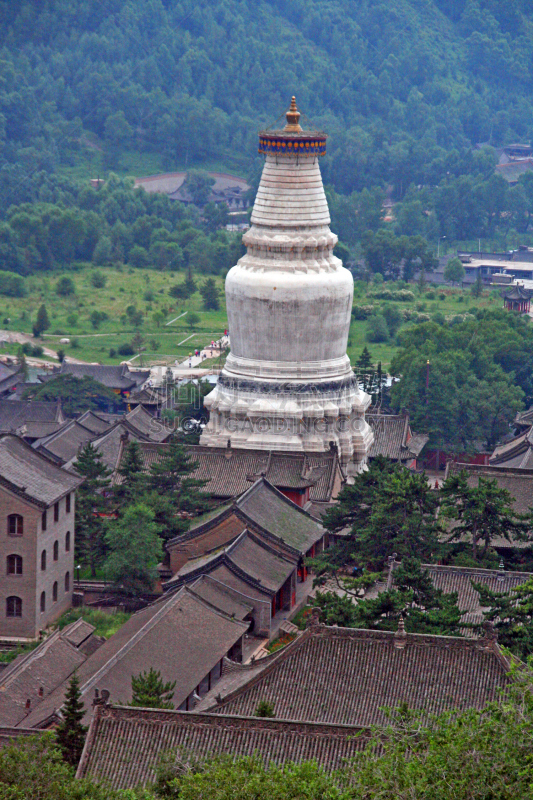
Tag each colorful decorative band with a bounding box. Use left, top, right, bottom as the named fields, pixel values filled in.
left=258, top=136, right=326, bottom=156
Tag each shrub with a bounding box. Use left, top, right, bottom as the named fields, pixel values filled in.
left=109, top=347, right=117, bottom=358
left=439, top=293, right=446, bottom=300
left=70, top=337, right=79, bottom=349
left=90, top=271, right=107, bottom=288
left=66, top=313, right=78, bottom=326
left=352, top=304, right=375, bottom=320
left=366, top=314, right=389, bottom=343
left=369, top=289, right=414, bottom=302
left=118, top=342, right=135, bottom=356
left=55, top=276, right=75, bottom=296
left=144, top=289, right=154, bottom=302
left=0, top=270, right=26, bottom=297
left=432, top=311, right=446, bottom=325
left=425, top=290, right=435, bottom=300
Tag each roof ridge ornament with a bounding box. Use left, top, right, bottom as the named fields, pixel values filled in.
left=394, top=616, right=407, bottom=649
left=284, top=96, right=302, bottom=133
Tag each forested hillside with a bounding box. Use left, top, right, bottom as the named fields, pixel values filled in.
left=1, top=0, right=533, bottom=253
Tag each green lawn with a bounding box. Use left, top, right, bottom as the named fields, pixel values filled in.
left=0, top=266, right=503, bottom=370
left=0, top=267, right=229, bottom=365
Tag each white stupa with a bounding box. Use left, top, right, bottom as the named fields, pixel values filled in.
left=201, top=98, right=373, bottom=475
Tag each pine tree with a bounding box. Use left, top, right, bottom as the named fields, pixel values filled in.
left=184, top=269, right=197, bottom=296
left=33, top=304, right=50, bottom=337
left=144, top=438, right=209, bottom=539
left=74, top=443, right=111, bottom=577
left=115, top=440, right=145, bottom=505
left=55, top=674, right=87, bottom=768
left=104, top=502, right=163, bottom=595
left=130, top=667, right=176, bottom=709
left=200, top=277, right=220, bottom=310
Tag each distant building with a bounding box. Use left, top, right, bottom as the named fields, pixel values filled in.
left=502, top=285, right=533, bottom=313
left=366, top=412, right=428, bottom=468
left=0, top=435, right=82, bottom=640
left=134, top=171, right=251, bottom=211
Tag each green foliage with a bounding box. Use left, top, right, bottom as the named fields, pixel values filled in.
left=0, top=733, right=140, bottom=799
left=130, top=667, right=176, bottom=710
left=33, top=303, right=50, bottom=337
left=90, top=271, right=107, bottom=289
left=104, top=502, right=163, bottom=596
left=74, top=442, right=111, bottom=576
left=24, top=374, right=118, bottom=415
left=184, top=171, right=215, bottom=206
left=55, top=674, right=87, bottom=768
left=185, top=310, right=200, bottom=330
left=390, top=310, right=528, bottom=449
left=0, top=270, right=25, bottom=297
left=143, top=438, right=210, bottom=540
left=57, top=607, right=130, bottom=640
left=317, top=458, right=442, bottom=573
left=444, top=256, right=466, bottom=284
left=474, top=576, right=533, bottom=659
left=56, top=276, right=75, bottom=296
left=366, top=313, right=389, bottom=343
left=254, top=700, right=275, bottom=718
left=440, top=469, right=529, bottom=560
left=200, top=277, right=220, bottom=311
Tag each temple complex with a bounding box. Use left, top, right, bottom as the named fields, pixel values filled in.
left=201, top=98, right=373, bottom=476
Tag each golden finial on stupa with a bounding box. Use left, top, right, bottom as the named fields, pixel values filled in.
left=284, top=96, right=302, bottom=133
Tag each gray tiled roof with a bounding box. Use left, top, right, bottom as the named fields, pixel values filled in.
left=0, top=621, right=97, bottom=727
left=76, top=411, right=113, bottom=435
left=167, top=531, right=295, bottom=595
left=197, top=625, right=511, bottom=726
left=77, top=705, right=369, bottom=790
left=0, top=434, right=81, bottom=507
left=33, top=420, right=98, bottom=464
left=132, top=444, right=340, bottom=502
left=59, top=363, right=150, bottom=390
left=367, top=413, right=428, bottom=461
left=236, top=479, right=325, bottom=553
left=189, top=576, right=253, bottom=621
left=0, top=400, right=63, bottom=432
left=167, top=479, right=324, bottom=558
left=124, top=405, right=169, bottom=443
left=23, top=587, right=248, bottom=728
left=490, top=429, right=533, bottom=468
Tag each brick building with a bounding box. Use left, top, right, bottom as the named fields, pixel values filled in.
left=0, top=435, right=82, bottom=640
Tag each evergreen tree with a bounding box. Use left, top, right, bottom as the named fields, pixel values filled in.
left=55, top=674, right=87, bottom=768
left=74, top=443, right=111, bottom=577
left=144, top=438, right=209, bottom=539
left=440, top=470, right=529, bottom=560
left=33, top=304, right=50, bottom=337
left=312, top=458, right=443, bottom=575
left=474, top=576, right=533, bottom=659
left=314, top=558, right=463, bottom=636
left=130, top=667, right=176, bottom=709
left=184, top=269, right=197, bottom=296
left=114, top=440, right=145, bottom=506
left=104, top=502, right=163, bottom=596
left=200, top=277, right=220, bottom=310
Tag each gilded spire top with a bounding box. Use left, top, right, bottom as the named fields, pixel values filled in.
left=284, top=96, right=302, bottom=133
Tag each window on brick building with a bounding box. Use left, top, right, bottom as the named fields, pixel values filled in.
left=52, top=582, right=58, bottom=602
left=65, top=531, right=71, bottom=552
left=54, top=502, right=59, bottom=522
left=66, top=493, right=71, bottom=513
left=40, top=592, right=45, bottom=613
left=7, top=515, right=23, bottom=536
left=65, top=572, right=70, bottom=592
left=41, top=510, right=47, bottom=531
left=53, top=541, right=58, bottom=561
left=41, top=550, right=46, bottom=571
left=6, top=596, right=22, bottom=617
left=6, top=555, right=22, bottom=575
